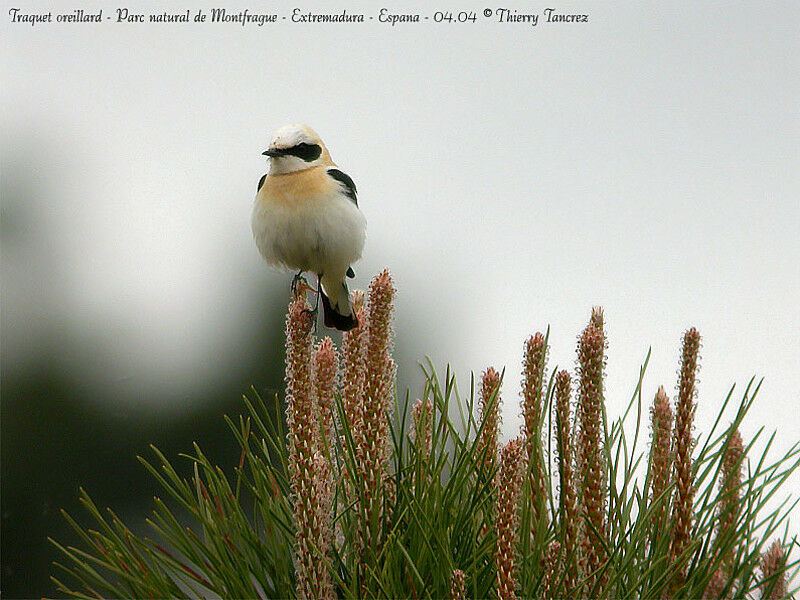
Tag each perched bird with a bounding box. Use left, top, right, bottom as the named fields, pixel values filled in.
left=252, top=124, right=366, bottom=331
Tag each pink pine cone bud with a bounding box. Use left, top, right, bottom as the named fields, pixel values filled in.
left=450, top=569, right=466, bottom=600
left=521, top=333, right=548, bottom=527
left=577, top=321, right=607, bottom=584
left=590, top=305, right=604, bottom=332
left=313, top=337, right=339, bottom=451
left=649, top=386, right=673, bottom=535
left=495, top=437, right=526, bottom=600
left=478, top=367, right=502, bottom=472
left=305, top=451, right=335, bottom=600
left=718, top=428, right=743, bottom=571
left=521, top=332, right=547, bottom=450
left=412, top=397, right=434, bottom=461
left=342, top=290, right=367, bottom=456
left=704, top=568, right=726, bottom=600
left=284, top=295, right=316, bottom=486
left=284, top=296, right=335, bottom=599
left=555, top=369, right=577, bottom=590
left=341, top=290, right=367, bottom=559
left=540, top=541, right=562, bottom=600
left=353, top=270, right=397, bottom=576
left=365, top=268, right=396, bottom=410
left=410, top=398, right=433, bottom=494
left=670, top=328, right=701, bottom=585
left=362, top=269, right=396, bottom=476
left=760, top=540, right=787, bottom=599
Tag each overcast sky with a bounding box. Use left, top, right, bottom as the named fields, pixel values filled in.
left=3, top=0, right=798, bottom=512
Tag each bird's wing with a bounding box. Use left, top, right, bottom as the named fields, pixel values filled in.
left=327, top=168, right=357, bottom=206
left=257, top=173, right=267, bottom=192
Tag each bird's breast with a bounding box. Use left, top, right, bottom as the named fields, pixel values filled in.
left=251, top=166, right=365, bottom=274
left=258, top=166, right=336, bottom=207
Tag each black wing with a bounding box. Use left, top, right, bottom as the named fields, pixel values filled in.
left=257, top=173, right=267, bottom=192
left=327, top=168, right=357, bottom=206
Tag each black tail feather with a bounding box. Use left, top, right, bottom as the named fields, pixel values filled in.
left=320, top=288, right=358, bottom=331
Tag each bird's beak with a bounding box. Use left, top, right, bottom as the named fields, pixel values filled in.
left=262, top=148, right=285, bottom=158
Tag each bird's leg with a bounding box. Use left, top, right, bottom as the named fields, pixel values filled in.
left=301, top=273, right=323, bottom=335
left=313, top=273, right=322, bottom=314
left=291, top=270, right=305, bottom=296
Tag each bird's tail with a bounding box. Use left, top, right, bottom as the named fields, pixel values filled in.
left=320, top=275, right=358, bottom=331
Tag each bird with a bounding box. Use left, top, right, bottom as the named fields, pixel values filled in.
left=251, top=124, right=366, bottom=331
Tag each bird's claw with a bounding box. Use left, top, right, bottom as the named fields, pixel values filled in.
left=291, top=272, right=304, bottom=293
left=301, top=307, right=319, bottom=335
left=290, top=271, right=320, bottom=334
left=291, top=272, right=313, bottom=298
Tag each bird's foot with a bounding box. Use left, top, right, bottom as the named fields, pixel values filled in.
left=301, top=307, right=319, bottom=335
left=291, top=270, right=304, bottom=292
left=291, top=272, right=312, bottom=298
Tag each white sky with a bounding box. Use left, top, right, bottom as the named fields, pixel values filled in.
left=3, top=0, right=799, bottom=522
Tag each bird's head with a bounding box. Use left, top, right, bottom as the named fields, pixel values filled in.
left=262, top=124, right=332, bottom=174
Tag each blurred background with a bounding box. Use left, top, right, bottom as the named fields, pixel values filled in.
left=2, top=1, right=799, bottom=597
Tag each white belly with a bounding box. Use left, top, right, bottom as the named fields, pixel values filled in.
left=251, top=191, right=366, bottom=278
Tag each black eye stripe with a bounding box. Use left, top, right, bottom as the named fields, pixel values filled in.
left=286, top=143, right=322, bottom=162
